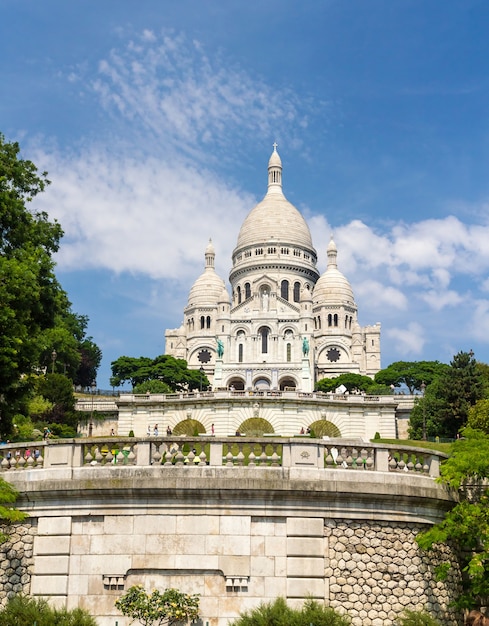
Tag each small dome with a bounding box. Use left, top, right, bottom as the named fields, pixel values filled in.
left=187, top=243, right=226, bottom=307
left=268, top=145, right=282, bottom=168
left=313, top=268, right=355, bottom=306
left=219, top=285, right=230, bottom=304
left=187, top=268, right=226, bottom=307
left=313, top=237, right=356, bottom=307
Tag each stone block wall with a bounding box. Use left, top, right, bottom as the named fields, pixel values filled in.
left=0, top=515, right=463, bottom=625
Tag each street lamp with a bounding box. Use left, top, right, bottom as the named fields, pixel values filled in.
left=51, top=349, right=57, bottom=374
left=421, top=381, right=427, bottom=441
left=199, top=367, right=204, bottom=392
left=89, top=380, right=97, bottom=437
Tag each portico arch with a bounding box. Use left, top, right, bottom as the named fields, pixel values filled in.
left=227, top=377, right=245, bottom=390
left=279, top=377, right=297, bottom=390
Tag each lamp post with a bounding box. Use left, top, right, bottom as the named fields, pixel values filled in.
left=421, top=380, right=427, bottom=440
left=51, top=349, right=57, bottom=374
left=89, top=380, right=96, bottom=437
left=199, top=367, right=204, bottom=392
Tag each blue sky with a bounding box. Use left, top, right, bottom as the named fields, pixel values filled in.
left=2, top=0, right=489, bottom=389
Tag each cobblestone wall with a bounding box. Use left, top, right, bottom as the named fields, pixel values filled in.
left=325, top=520, right=462, bottom=626
left=0, top=521, right=35, bottom=607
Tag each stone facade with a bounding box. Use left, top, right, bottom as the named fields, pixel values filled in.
left=165, top=147, right=381, bottom=393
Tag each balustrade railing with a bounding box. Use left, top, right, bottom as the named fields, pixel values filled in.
left=0, top=439, right=445, bottom=477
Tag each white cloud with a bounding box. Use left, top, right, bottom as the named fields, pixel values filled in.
left=354, top=280, right=407, bottom=311
left=420, top=289, right=463, bottom=311
left=386, top=322, right=426, bottom=356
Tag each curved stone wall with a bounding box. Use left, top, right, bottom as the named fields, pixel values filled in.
left=0, top=438, right=461, bottom=625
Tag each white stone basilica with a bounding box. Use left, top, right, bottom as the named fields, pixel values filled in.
left=165, top=146, right=381, bottom=392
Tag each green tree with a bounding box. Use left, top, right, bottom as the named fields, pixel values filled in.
left=0, top=133, right=64, bottom=434
left=0, top=478, right=27, bottom=543
left=416, top=428, right=489, bottom=609
left=0, top=134, right=101, bottom=436
left=0, top=594, right=97, bottom=625
left=229, top=596, right=350, bottom=626
left=133, top=379, right=173, bottom=394
left=115, top=584, right=199, bottom=626
left=111, top=354, right=209, bottom=392
left=315, top=373, right=380, bottom=394
left=36, top=373, right=77, bottom=427
left=467, top=399, right=489, bottom=434
left=409, top=352, right=484, bottom=439
left=374, top=360, right=449, bottom=394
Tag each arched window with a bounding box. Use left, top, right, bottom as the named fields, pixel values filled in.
left=238, top=344, right=243, bottom=363
left=286, top=343, right=291, bottom=362
left=328, top=314, right=332, bottom=327
left=334, top=314, right=338, bottom=327
left=245, top=283, right=251, bottom=299
left=293, top=282, right=300, bottom=302
left=200, top=316, right=205, bottom=330
left=281, top=280, right=289, bottom=301
left=206, top=316, right=211, bottom=329
left=237, top=286, right=241, bottom=304
left=318, top=316, right=321, bottom=329
left=260, top=327, right=269, bottom=354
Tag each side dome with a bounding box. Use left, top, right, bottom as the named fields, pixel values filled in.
left=235, top=146, right=315, bottom=251
left=186, top=240, right=226, bottom=308
left=313, top=237, right=356, bottom=306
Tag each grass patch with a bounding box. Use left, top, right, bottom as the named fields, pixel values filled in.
left=374, top=438, right=451, bottom=454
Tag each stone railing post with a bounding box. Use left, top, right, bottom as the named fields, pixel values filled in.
left=281, top=442, right=291, bottom=468
left=43, top=442, right=77, bottom=468
left=428, top=454, right=440, bottom=478
left=376, top=448, right=390, bottom=472
left=136, top=441, right=151, bottom=466
left=209, top=441, right=222, bottom=466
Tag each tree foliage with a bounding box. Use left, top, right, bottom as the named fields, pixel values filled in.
left=315, top=373, right=381, bottom=394
left=0, top=594, right=97, bottom=625
left=416, top=429, right=489, bottom=609
left=0, top=134, right=101, bottom=435
left=409, top=352, right=485, bottom=439
left=111, top=354, right=209, bottom=391
left=35, top=373, right=78, bottom=427
left=0, top=478, right=27, bottom=542
left=467, top=399, right=489, bottom=434
left=230, top=596, right=351, bottom=626
left=115, top=584, right=200, bottom=626
left=374, top=360, right=449, bottom=394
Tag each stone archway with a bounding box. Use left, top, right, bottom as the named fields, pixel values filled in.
left=227, top=377, right=245, bottom=391
left=173, top=419, right=206, bottom=436
left=238, top=418, right=274, bottom=436
left=279, top=377, right=297, bottom=391
left=253, top=377, right=270, bottom=390
left=308, top=420, right=341, bottom=438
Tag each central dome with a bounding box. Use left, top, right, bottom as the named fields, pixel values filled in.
left=235, top=146, right=315, bottom=251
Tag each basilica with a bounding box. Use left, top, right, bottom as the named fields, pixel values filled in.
left=165, top=146, right=381, bottom=392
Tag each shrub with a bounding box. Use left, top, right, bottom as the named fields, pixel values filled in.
left=229, top=596, right=350, bottom=626
left=0, top=595, right=97, bottom=626
left=396, top=609, right=441, bottom=626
